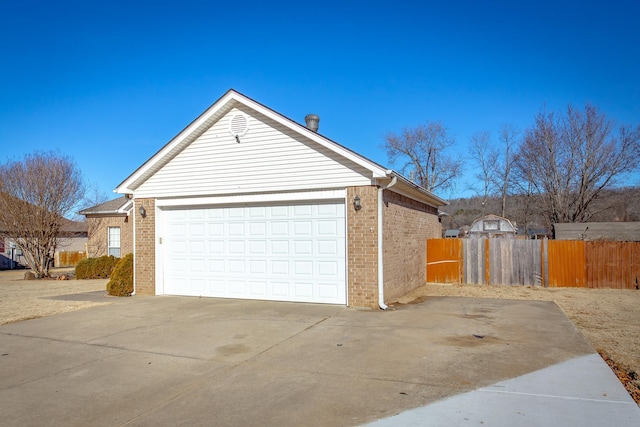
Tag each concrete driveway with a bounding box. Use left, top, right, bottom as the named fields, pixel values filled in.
left=0, top=293, right=636, bottom=426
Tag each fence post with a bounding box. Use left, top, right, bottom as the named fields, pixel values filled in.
left=484, top=238, right=490, bottom=285
left=543, top=238, right=548, bottom=287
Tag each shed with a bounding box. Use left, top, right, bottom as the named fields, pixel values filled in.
left=468, top=214, right=517, bottom=239
left=114, top=89, right=447, bottom=308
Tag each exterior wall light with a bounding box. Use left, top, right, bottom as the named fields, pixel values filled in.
left=139, top=205, right=146, bottom=218
left=353, top=195, right=362, bottom=211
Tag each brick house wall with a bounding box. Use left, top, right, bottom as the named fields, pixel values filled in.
left=346, top=185, right=379, bottom=307
left=85, top=216, right=133, bottom=258
left=382, top=189, right=441, bottom=302
left=134, top=198, right=156, bottom=295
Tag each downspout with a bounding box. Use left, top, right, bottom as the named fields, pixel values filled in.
left=377, top=176, right=397, bottom=310
left=131, top=199, right=136, bottom=296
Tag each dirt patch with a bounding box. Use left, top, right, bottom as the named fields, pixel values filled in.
left=394, top=283, right=640, bottom=405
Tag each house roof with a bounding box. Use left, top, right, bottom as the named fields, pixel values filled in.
left=115, top=89, right=447, bottom=208
left=79, top=198, right=133, bottom=216
left=554, top=222, right=640, bottom=242
left=60, top=218, right=88, bottom=234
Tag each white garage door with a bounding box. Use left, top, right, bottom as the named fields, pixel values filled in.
left=161, top=202, right=346, bottom=304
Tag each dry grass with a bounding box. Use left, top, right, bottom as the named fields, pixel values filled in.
left=397, top=283, right=640, bottom=404
left=0, top=269, right=110, bottom=325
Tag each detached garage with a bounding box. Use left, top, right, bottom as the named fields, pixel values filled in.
left=116, top=90, right=446, bottom=308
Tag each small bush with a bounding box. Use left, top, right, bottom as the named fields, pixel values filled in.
left=106, top=253, right=133, bottom=296
left=75, top=255, right=119, bottom=279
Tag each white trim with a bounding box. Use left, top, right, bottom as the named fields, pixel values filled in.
left=118, top=199, right=134, bottom=214
left=155, top=204, right=163, bottom=296
left=155, top=189, right=346, bottom=208
left=131, top=202, right=137, bottom=296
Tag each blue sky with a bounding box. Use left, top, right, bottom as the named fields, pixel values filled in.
left=2, top=1, right=639, bottom=203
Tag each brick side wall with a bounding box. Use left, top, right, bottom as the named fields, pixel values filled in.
left=134, top=199, right=156, bottom=295
left=85, top=216, right=133, bottom=258
left=346, top=186, right=379, bottom=308
left=382, top=190, right=442, bottom=302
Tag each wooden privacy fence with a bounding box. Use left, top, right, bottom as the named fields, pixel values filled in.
left=426, top=238, right=640, bottom=289
left=55, top=251, right=87, bottom=268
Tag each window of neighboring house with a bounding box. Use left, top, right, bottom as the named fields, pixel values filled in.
left=108, top=227, right=121, bottom=257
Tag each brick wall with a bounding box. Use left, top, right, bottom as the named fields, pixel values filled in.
left=134, top=198, right=156, bottom=295
left=85, top=215, right=133, bottom=258
left=346, top=186, right=379, bottom=307
left=382, top=190, right=441, bottom=302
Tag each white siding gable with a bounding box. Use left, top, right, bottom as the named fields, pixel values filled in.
left=135, top=106, right=375, bottom=198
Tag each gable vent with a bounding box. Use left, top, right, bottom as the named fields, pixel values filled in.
left=229, top=113, right=249, bottom=137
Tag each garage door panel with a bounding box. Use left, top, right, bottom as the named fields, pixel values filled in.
left=189, top=258, right=206, bottom=273
left=271, top=260, right=289, bottom=274
left=317, top=261, right=339, bottom=277
left=229, top=281, right=245, bottom=294
left=317, top=240, right=338, bottom=256
left=293, top=221, right=312, bottom=235
left=208, top=279, right=225, bottom=293
left=250, top=281, right=267, bottom=296
left=249, top=240, right=266, bottom=255
left=209, top=241, right=224, bottom=254
left=228, top=240, right=245, bottom=253
left=294, top=260, right=313, bottom=276
left=162, top=202, right=346, bottom=304
left=228, top=260, right=245, bottom=273
left=294, top=240, right=313, bottom=255
left=271, top=240, right=289, bottom=254
left=293, top=282, right=313, bottom=298
left=318, top=283, right=339, bottom=299
left=249, top=260, right=267, bottom=274
left=208, top=259, right=224, bottom=273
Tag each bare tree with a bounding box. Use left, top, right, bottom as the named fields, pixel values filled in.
left=468, top=131, right=497, bottom=215
left=384, top=122, right=463, bottom=193
left=0, top=152, right=86, bottom=277
left=514, top=104, right=640, bottom=226
left=493, top=124, right=519, bottom=217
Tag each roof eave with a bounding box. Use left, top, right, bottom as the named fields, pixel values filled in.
left=384, top=171, right=448, bottom=207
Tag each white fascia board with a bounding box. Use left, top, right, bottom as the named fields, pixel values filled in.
left=117, top=200, right=134, bottom=214
left=155, top=189, right=346, bottom=208
left=382, top=170, right=449, bottom=207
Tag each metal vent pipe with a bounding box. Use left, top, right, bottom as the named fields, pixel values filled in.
left=304, top=114, right=320, bottom=132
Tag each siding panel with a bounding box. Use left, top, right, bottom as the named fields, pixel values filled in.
left=136, top=108, right=373, bottom=198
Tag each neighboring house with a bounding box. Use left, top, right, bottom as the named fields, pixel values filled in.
left=79, top=198, right=134, bottom=258
left=526, top=227, right=550, bottom=240
left=115, top=89, right=447, bottom=308
left=554, top=222, right=640, bottom=241
left=468, top=214, right=517, bottom=239
left=444, top=229, right=460, bottom=238
left=0, top=218, right=88, bottom=269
